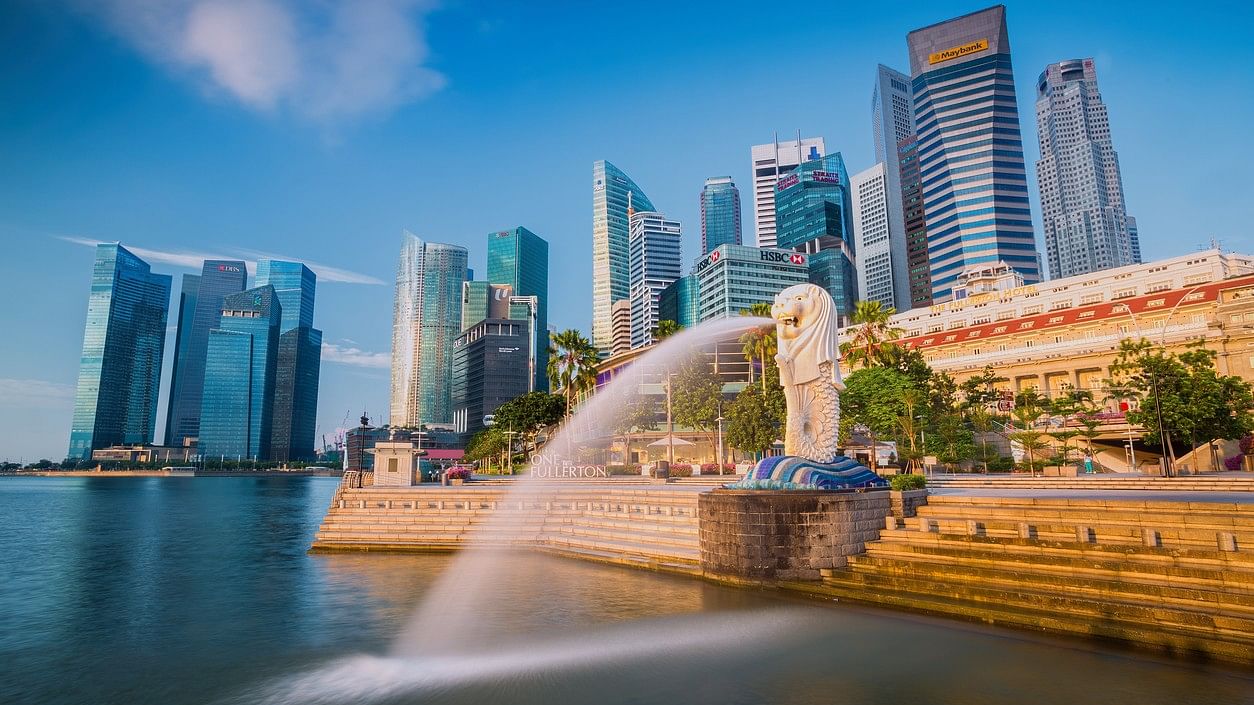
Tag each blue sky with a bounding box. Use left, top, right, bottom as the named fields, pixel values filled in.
left=2, top=0, right=1252, bottom=461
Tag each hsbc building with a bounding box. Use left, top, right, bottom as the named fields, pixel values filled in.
left=694, top=244, right=810, bottom=322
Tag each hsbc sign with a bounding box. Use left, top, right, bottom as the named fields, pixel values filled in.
left=760, top=250, right=806, bottom=266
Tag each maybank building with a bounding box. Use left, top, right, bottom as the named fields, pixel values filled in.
left=907, top=5, right=1040, bottom=303
left=694, top=244, right=809, bottom=322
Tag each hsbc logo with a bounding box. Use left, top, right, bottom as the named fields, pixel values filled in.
left=710, top=250, right=720, bottom=263
left=790, top=254, right=806, bottom=265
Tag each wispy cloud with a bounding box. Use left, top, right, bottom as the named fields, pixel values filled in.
left=81, top=0, right=445, bottom=123
left=59, top=236, right=385, bottom=285
left=0, top=379, right=76, bottom=409
left=321, top=342, right=390, bottom=369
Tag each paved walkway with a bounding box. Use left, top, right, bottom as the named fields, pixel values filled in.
left=933, top=487, right=1254, bottom=504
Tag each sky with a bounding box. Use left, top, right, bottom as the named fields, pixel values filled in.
left=1, top=0, right=1252, bottom=462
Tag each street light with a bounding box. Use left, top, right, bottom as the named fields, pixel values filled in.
left=715, top=398, right=725, bottom=476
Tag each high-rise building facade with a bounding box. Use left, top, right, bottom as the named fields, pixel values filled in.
left=451, top=318, right=532, bottom=439
left=700, top=177, right=741, bottom=255
left=1035, top=58, right=1139, bottom=279
left=68, top=244, right=171, bottom=460
left=628, top=211, right=682, bottom=349
left=907, top=5, right=1040, bottom=302
left=461, top=281, right=513, bottom=331
left=750, top=136, right=825, bottom=248
left=592, top=160, right=656, bottom=355
left=774, top=152, right=858, bottom=317
left=487, top=226, right=549, bottom=391
left=610, top=300, right=632, bottom=357
left=199, top=286, right=282, bottom=461
left=899, top=136, right=933, bottom=308
left=163, top=260, right=247, bottom=447
left=659, top=274, right=700, bottom=330
left=851, top=163, right=896, bottom=308
left=390, top=232, right=468, bottom=428
left=694, top=244, right=810, bottom=322
left=256, top=259, right=322, bottom=461
left=871, top=65, right=917, bottom=309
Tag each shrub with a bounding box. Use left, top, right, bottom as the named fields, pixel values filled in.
left=889, top=474, right=927, bottom=491
left=700, top=463, right=738, bottom=474
left=1224, top=455, right=1244, bottom=472
left=445, top=467, right=472, bottom=481
left=1240, top=435, right=1254, bottom=456
left=606, top=464, right=642, bottom=476
left=985, top=456, right=1015, bottom=472
left=668, top=463, right=693, bottom=477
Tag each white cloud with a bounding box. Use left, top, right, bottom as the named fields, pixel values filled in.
left=83, top=0, right=444, bottom=123
left=60, top=236, right=385, bottom=285
left=321, top=342, right=390, bottom=369
left=0, top=379, right=76, bottom=409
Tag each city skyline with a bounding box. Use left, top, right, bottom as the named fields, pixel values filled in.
left=3, top=1, right=1253, bottom=461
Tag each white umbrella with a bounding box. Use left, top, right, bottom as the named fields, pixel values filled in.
left=647, top=435, right=696, bottom=447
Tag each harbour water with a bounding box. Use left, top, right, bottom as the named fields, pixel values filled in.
left=1, top=476, right=1250, bottom=705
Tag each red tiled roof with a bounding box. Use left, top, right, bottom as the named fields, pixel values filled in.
left=899, top=275, right=1254, bottom=351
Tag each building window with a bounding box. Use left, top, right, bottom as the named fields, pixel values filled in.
left=387, top=458, right=399, bottom=473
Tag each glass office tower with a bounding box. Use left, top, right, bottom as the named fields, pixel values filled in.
left=68, top=244, right=171, bottom=460
left=164, top=260, right=247, bottom=447
left=199, top=286, right=282, bottom=461
left=700, top=176, right=741, bottom=255
left=907, top=5, right=1040, bottom=302
left=487, top=226, right=549, bottom=391
left=256, top=259, right=322, bottom=461
left=659, top=274, right=700, bottom=329
left=592, top=160, right=655, bottom=355
left=774, top=152, right=858, bottom=317
left=390, top=232, right=468, bottom=427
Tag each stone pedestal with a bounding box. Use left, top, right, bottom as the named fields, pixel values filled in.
left=698, top=489, right=890, bottom=582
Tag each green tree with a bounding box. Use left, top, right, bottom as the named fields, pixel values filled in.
left=547, top=329, right=599, bottom=421
left=1110, top=339, right=1254, bottom=471
left=960, top=366, right=1010, bottom=411
left=739, top=303, right=776, bottom=392
left=1009, top=388, right=1050, bottom=476
left=725, top=384, right=777, bottom=459
left=895, top=387, right=928, bottom=473
left=842, top=366, right=917, bottom=472
left=464, top=428, right=506, bottom=468
left=840, top=300, right=901, bottom=369
left=669, top=351, right=723, bottom=458
left=653, top=319, right=682, bottom=341
left=611, top=395, right=657, bottom=466
left=928, top=412, right=975, bottom=471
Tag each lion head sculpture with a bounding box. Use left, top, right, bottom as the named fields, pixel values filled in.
left=771, top=283, right=844, bottom=390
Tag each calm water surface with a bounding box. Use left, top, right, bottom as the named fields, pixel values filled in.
left=1, top=476, right=1250, bottom=705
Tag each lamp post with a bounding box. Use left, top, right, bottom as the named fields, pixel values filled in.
left=715, top=398, right=725, bottom=475
left=358, top=413, right=369, bottom=475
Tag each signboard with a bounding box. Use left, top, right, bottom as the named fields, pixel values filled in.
left=528, top=453, right=609, bottom=479
left=811, top=170, right=841, bottom=184
left=695, top=249, right=722, bottom=273
left=217, top=264, right=242, bottom=273
left=928, top=39, right=989, bottom=65
left=929, top=284, right=1037, bottom=313
left=776, top=173, right=800, bottom=190
left=760, top=250, right=806, bottom=266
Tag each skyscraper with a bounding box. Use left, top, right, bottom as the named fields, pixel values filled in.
left=700, top=176, right=741, bottom=255
left=610, top=300, right=632, bottom=358
left=256, top=259, right=322, bottom=461
left=461, top=280, right=513, bottom=331
left=851, top=163, right=896, bottom=308
left=871, top=65, right=917, bottom=309
left=1035, top=58, right=1139, bottom=278
left=163, top=260, right=247, bottom=447
left=628, top=211, right=682, bottom=349
left=907, top=5, right=1040, bottom=302
left=774, top=152, right=858, bottom=317
left=694, top=244, right=810, bottom=322
left=451, top=318, right=532, bottom=439
left=592, top=160, right=656, bottom=355
left=899, top=136, right=933, bottom=308
left=750, top=136, right=825, bottom=248
left=659, top=275, right=700, bottom=330
left=68, top=244, right=171, bottom=460
left=199, top=285, right=281, bottom=461
left=487, top=226, right=549, bottom=391
left=390, top=232, right=468, bottom=427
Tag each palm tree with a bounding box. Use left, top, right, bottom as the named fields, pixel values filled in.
left=654, top=319, right=682, bottom=341
left=739, top=303, right=774, bottom=392
left=840, top=300, right=901, bottom=369
left=547, top=329, right=599, bottom=422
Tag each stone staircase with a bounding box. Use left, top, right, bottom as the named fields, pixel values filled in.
left=927, top=474, right=1254, bottom=492
left=313, top=485, right=702, bottom=573
left=813, top=495, right=1254, bottom=663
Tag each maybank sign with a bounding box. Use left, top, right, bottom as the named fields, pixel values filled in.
left=928, top=39, right=989, bottom=65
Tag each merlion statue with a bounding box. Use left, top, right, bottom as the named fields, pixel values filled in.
left=731, top=283, right=885, bottom=490
left=772, top=282, right=845, bottom=463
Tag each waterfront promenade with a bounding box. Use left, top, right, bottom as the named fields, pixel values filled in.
left=314, top=474, right=1254, bottom=664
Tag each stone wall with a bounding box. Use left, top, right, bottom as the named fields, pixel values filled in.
left=698, top=489, right=890, bottom=582
left=891, top=489, right=928, bottom=519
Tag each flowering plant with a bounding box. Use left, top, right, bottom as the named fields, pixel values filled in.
left=1224, top=455, right=1244, bottom=472
left=446, top=467, right=473, bottom=481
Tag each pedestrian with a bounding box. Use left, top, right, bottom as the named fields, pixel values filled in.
left=1083, top=452, right=1094, bottom=474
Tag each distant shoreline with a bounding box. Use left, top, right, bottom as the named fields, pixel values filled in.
left=1, top=469, right=343, bottom=478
